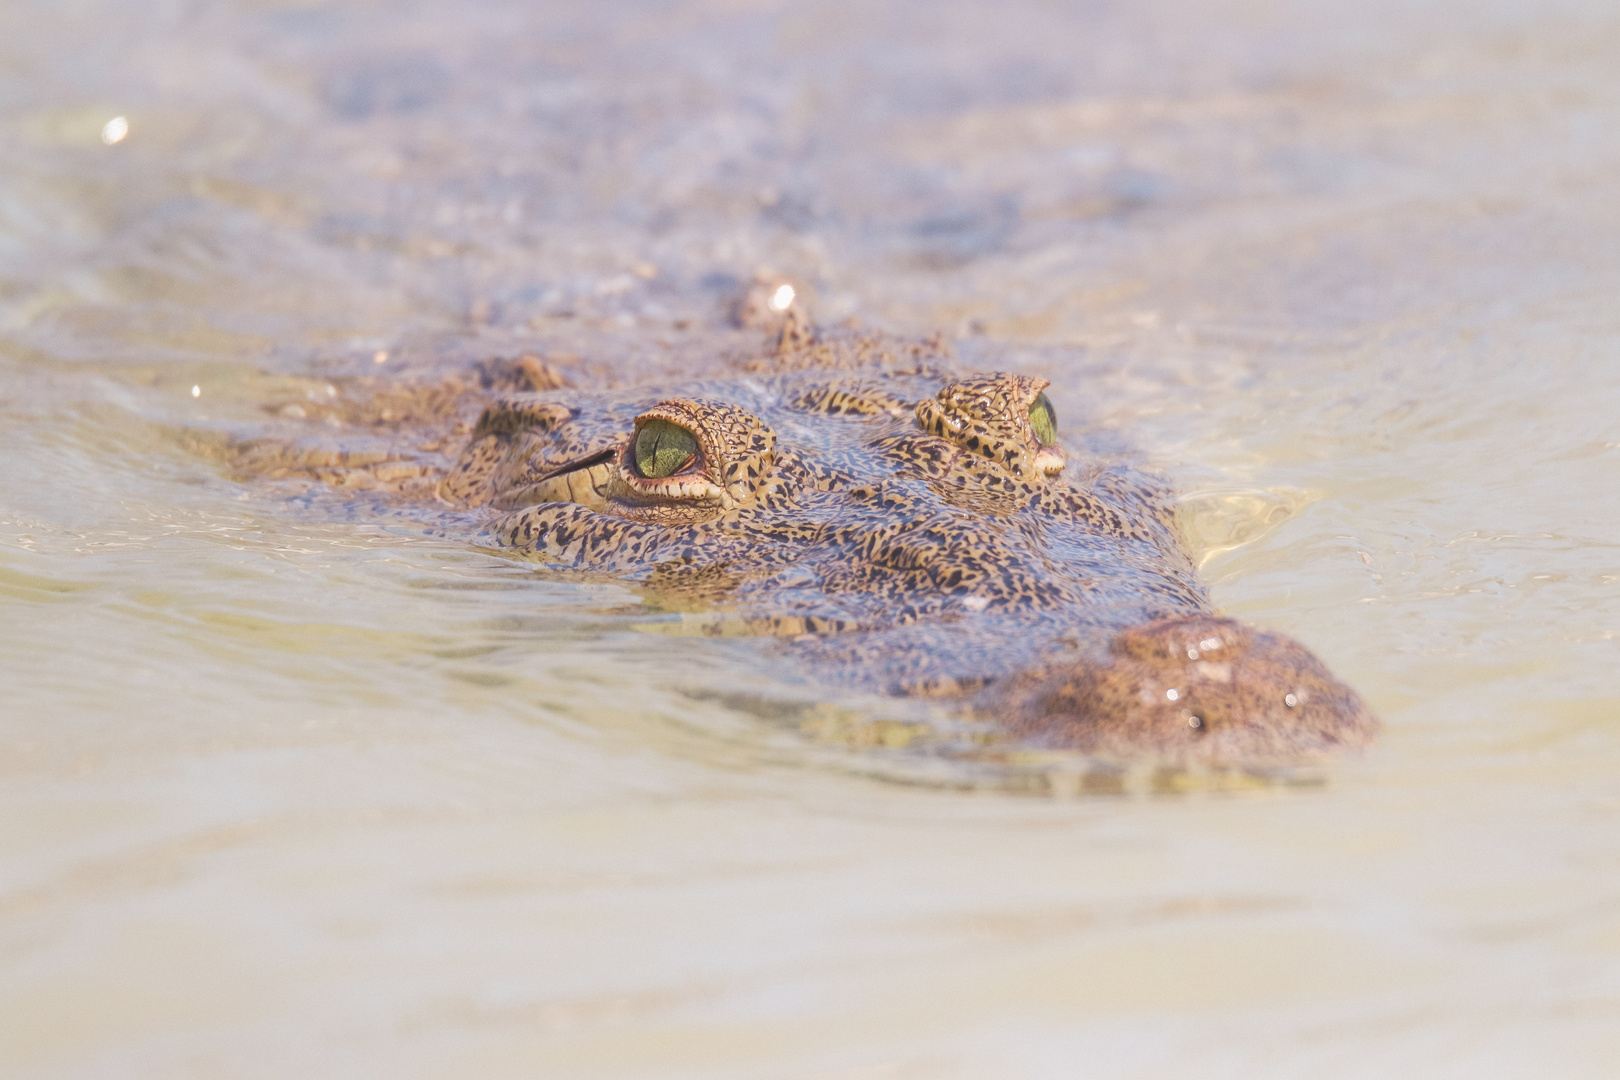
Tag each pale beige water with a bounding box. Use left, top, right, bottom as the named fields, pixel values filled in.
left=3, top=1, right=1620, bottom=1076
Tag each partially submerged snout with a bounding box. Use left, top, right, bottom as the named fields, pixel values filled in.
left=992, top=614, right=1378, bottom=766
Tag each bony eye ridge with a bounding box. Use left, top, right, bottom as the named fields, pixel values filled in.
left=634, top=418, right=700, bottom=479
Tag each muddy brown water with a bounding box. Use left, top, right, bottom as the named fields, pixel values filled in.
left=3, top=1, right=1619, bottom=1076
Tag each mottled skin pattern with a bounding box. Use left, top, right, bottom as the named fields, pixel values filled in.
left=228, top=321, right=1377, bottom=766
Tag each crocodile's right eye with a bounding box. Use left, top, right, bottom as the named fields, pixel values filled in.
left=1028, top=392, right=1057, bottom=446
left=634, top=419, right=699, bottom=478
left=914, top=373, right=1065, bottom=479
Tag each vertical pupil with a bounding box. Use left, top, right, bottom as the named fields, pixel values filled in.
left=635, top=420, right=698, bottom=478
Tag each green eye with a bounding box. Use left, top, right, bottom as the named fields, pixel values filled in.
left=634, top=419, right=699, bottom=479
left=1029, top=392, right=1057, bottom=446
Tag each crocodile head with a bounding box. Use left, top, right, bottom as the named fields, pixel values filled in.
left=430, top=332, right=1377, bottom=766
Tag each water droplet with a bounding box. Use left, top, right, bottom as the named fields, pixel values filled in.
left=1165, top=688, right=1179, bottom=701
left=769, top=284, right=795, bottom=311
left=1186, top=648, right=1199, bottom=660
left=101, top=116, right=129, bottom=145
left=191, top=385, right=200, bottom=398
left=1284, top=693, right=1298, bottom=708
left=1188, top=716, right=1202, bottom=729
left=373, top=350, right=388, bottom=364
left=1199, top=637, right=1222, bottom=651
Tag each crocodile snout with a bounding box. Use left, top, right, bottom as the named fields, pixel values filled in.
left=993, top=614, right=1379, bottom=765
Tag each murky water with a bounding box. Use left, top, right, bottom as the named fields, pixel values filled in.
left=4, top=0, right=1620, bottom=1075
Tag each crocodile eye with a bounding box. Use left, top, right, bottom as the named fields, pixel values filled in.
left=634, top=419, right=699, bottom=478
left=1029, top=392, right=1057, bottom=446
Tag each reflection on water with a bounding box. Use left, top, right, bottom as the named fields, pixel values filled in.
left=3, top=0, right=1620, bottom=1076
left=1177, top=488, right=1315, bottom=568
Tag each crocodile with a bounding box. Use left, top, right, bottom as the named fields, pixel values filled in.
left=227, top=313, right=1378, bottom=766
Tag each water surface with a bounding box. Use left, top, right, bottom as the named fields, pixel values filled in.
left=3, top=1, right=1619, bottom=1076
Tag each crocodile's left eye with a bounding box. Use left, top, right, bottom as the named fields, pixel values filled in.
left=634, top=419, right=699, bottom=478
left=600, top=398, right=778, bottom=519
left=1028, top=392, right=1057, bottom=446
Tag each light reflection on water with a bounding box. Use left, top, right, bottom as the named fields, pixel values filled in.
left=3, top=0, right=1620, bottom=1076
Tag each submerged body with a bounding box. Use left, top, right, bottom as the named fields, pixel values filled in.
left=231, top=323, right=1376, bottom=765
